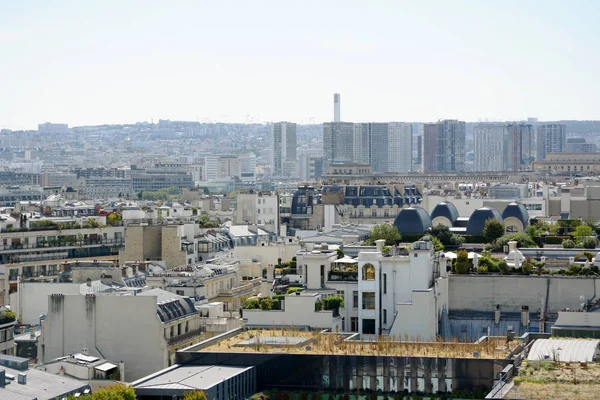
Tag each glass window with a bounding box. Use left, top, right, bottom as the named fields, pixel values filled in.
left=383, top=273, right=387, bottom=294
left=362, top=292, right=376, bottom=310
left=362, top=318, right=376, bottom=334
left=351, top=317, right=359, bottom=332
left=362, top=263, right=375, bottom=280
left=353, top=291, right=358, bottom=308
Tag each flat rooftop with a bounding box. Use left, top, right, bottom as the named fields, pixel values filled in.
left=507, top=360, right=600, bottom=399
left=133, top=365, right=251, bottom=392
left=199, top=329, right=516, bottom=359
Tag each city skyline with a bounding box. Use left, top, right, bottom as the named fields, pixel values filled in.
left=2, top=1, right=600, bottom=130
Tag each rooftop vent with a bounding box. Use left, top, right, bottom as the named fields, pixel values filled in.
left=17, top=372, right=26, bottom=385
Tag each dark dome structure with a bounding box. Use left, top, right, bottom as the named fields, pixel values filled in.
left=393, top=207, right=432, bottom=235
left=466, top=207, right=503, bottom=236
left=430, top=201, right=460, bottom=225
left=502, top=202, right=529, bottom=230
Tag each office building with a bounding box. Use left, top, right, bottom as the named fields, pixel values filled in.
left=217, top=156, right=242, bottom=179
left=423, top=123, right=437, bottom=173
left=334, top=93, right=341, bottom=122
left=370, top=123, right=391, bottom=173
left=474, top=124, right=507, bottom=172
left=506, top=123, right=534, bottom=171
left=323, top=122, right=354, bottom=170
left=272, top=122, right=297, bottom=178
left=536, top=123, right=566, bottom=161
left=566, top=138, right=597, bottom=153
left=352, top=123, right=370, bottom=165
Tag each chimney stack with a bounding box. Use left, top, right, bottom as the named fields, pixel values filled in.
left=333, top=93, right=341, bottom=122
left=521, top=305, right=530, bottom=327
left=494, top=304, right=501, bottom=324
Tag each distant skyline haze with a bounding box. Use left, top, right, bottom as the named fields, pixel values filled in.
left=1, top=1, right=599, bottom=130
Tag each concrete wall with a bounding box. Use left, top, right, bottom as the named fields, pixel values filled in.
left=39, top=294, right=166, bottom=381
left=449, top=275, right=600, bottom=313
left=233, top=243, right=300, bottom=266
left=13, top=282, right=82, bottom=325
left=244, top=294, right=341, bottom=330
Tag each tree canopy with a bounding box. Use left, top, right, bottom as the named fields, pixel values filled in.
left=364, top=224, right=402, bottom=246
left=483, top=219, right=505, bottom=243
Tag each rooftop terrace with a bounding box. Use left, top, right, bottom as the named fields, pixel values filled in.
left=199, top=329, right=516, bottom=359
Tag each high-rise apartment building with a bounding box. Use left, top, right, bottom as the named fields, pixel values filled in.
left=352, top=123, right=371, bottom=165
left=370, top=123, right=391, bottom=173
left=422, top=124, right=438, bottom=173
left=536, top=124, right=566, bottom=161
left=387, top=122, right=413, bottom=173
left=323, top=122, right=354, bottom=170
left=272, top=122, right=297, bottom=177
left=506, top=123, right=534, bottom=171
left=474, top=124, right=507, bottom=172
left=423, top=120, right=465, bottom=172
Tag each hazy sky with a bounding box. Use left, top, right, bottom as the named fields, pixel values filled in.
left=1, top=1, right=599, bottom=130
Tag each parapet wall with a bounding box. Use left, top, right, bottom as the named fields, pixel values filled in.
left=449, top=275, right=600, bottom=313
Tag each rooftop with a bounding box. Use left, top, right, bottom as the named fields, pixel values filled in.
left=198, top=329, right=516, bottom=359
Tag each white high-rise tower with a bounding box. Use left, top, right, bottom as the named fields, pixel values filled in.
left=334, top=93, right=341, bottom=122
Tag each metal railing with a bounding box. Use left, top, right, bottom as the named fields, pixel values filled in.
left=167, top=327, right=206, bottom=346
left=217, top=278, right=261, bottom=297
left=1, top=238, right=124, bottom=251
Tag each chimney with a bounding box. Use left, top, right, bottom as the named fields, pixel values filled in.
left=17, top=372, right=27, bottom=385
left=494, top=304, right=501, bottom=325
left=375, top=239, right=385, bottom=253
left=59, top=366, right=65, bottom=377
left=521, top=305, right=529, bottom=327
left=119, top=361, right=125, bottom=382
left=334, top=93, right=341, bottom=122
left=508, top=241, right=518, bottom=252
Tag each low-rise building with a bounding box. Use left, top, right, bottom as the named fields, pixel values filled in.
left=38, top=353, right=123, bottom=391
left=38, top=288, right=210, bottom=381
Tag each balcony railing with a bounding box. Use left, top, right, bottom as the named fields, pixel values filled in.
left=0, top=221, right=123, bottom=233
left=217, top=278, right=261, bottom=297
left=167, top=327, right=206, bottom=346
left=1, top=238, right=124, bottom=252
left=327, top=270, right=358, bottom=282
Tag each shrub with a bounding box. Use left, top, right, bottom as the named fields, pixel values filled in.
left=430, top=224, right=453, bottom=244
left=259, top=298, right=273, bottom=310
left=322, top=295, right=344, bottom=310
left=336, top=248, right=344, bottom=259
left=364, top=224, right=402, bottom=246
left=477, top=265, right=488, bottom=274
left=521, top=260, right=533, bottom=275
left=498, top=260, right=509, bottom=275
left=0, top=309, right=16, bottom=323
left=478, top=256, right=498, bottom=273
left=286, top=287, right=302, bottom=295
left=562, top=239, right=576, bottom=248
left=244, top=298, right=260, bottom=309
left=183, top=391, right=208, bottom=400
left=90, top=384, right=136, bottom=400
left=582, top=237, right=599, bottom=249
left=493, top=232, right=537, bottom=251
left=429, top=236, right=444, bottom=252
left=455, top=250, right=470, bottom=274
left=450, top=234, right=465, bottom=246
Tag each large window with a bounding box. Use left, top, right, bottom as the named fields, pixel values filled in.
left=362, top=263, right=376, bottom=280
left=362, top=292, right=376, bottom=310
left=362, top=318, right=376, bottom=334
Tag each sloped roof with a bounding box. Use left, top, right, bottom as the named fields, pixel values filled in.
left=502, top=202, right=529, bottom=227
left=466, top=207, right=503, bottom=236
left=431, top=201, right=460, bottom=224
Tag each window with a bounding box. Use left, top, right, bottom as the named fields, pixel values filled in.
left=176, top=290, right=184, bottom=296
left=383, top=309, right=387, bottom=324
left=353, top=291, right=358, bottom=308
left=362, top=263, right=375, bottom=280
left=351, top=317, right=359, bottom=332
left=336, top=290, right=345, bottom=302
left=362, top=292, right=376, bottom=310
left=383, top=273, right=388, bottom=294
left=362, top=318, right=376, bottom=334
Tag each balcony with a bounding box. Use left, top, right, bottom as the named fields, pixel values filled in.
left=1, top=238, right=125, bottom=252
left=327, top=270, right=358, bottom=282
left=167, top=327, right=206, bottom=346
left=217, top=278, right=261, bottom=297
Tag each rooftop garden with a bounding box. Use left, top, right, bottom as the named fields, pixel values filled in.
left=200, top=329, right=516, bottom=359
left=508, top=360, right=600, bottom=399
left=0, top=309, right=17, bottom=324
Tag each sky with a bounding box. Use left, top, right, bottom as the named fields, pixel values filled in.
left=1, top=1, right=599, bottom=130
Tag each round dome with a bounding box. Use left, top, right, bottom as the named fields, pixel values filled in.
left=466, top=207, right=503, bottom=236
left=501, top=202, right=529, bottom=228
left=430, top=201, right=460, bottom=224
left=393, top=207, right=432, bottom=236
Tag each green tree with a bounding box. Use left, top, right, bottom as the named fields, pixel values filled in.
left=91, top=384, right=136, bottom=400
left=450, top=234, right=465, bottom=246
left=183, top=391, right=208, bottom=400
left=336, top=248, right=344, bottom=259
left=574, top=225, right=594, bottom=241
left=365, top=224, right=402, bottom=246
left=259, top=298, right=272, bottom=310
left=428, top=236, right=444, bottom=252
left=137, top=190, right=143, bottom=200
left=483, top=219, right=505, bottom=243
left=562, top=239, right=576, bottom=249
left=455, top=250, right=470, bottom=274
left=493, top=232, right=537, bottom=251
left=107, top=213, right=122, bottom=226
left=430, top=224, right=452, bottom=244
